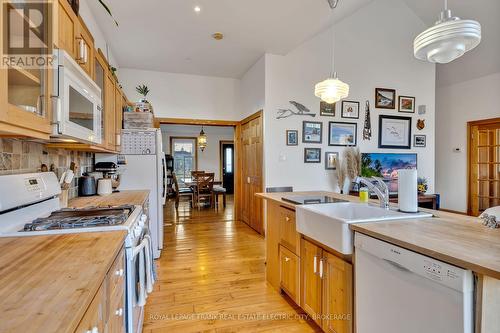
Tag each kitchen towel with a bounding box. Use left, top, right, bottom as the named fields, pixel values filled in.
left=398, top=169, right=418, bottom=213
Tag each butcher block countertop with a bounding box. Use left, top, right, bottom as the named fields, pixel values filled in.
left=0, top=231, right=126, bottom=333
left=257, top=191, right=500, bottom=279
left=68, top=190, right=150, bottom=208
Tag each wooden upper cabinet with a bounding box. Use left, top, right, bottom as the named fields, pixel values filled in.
left=94, top=51, right=107, bottom=147
left=114, top=86, right=123, bottom=151
left=322, top=252, right=353, bottom=333
left=104, top=71, right=116, bottom=150
left=0, top=1, right=52, bottom=139
left=75, top=18, right=95, bottom=78
left=56, top=0, right=78, bottom=58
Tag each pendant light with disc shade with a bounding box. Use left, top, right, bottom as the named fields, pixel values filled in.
left=414, top=0, right=481, bottom=64
left=198, top=126, right=207, bottom=152
left=314, top=9, right=349, bottom=104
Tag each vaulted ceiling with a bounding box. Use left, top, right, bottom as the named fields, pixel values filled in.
left=88, top=0, right=499, bottom=85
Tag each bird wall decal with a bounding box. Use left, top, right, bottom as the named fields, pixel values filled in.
left=327, top=0, right=339, bottom=9
left=276, top=101, right=317, bottom=119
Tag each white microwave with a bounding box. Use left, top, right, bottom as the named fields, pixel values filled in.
left=52, top=49, right=102, bottom=144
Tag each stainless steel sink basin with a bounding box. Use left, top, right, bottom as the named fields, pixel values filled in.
left=296, top=202, right=433, bottom=255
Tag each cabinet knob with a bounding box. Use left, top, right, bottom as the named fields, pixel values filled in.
left=115, top=308, right=123, bottom=317
left=285, top=216, right=290, bottom=222
left=115, top=268, right=124, bottom=277
left=87, top=327, right=98, bottom=333
left=285, top=257, right=290, bottom=262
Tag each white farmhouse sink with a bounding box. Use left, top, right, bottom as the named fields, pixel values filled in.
left=296, top=202, right=433, bottom=255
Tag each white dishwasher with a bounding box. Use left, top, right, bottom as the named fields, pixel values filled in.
left=355, top=232, right=474, bottom=333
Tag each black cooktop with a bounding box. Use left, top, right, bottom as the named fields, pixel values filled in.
left=281, top=195, right=348, bottom=205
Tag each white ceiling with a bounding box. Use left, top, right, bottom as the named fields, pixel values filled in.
left=402, top=0, right=500, bottom=86
left=88, top=0, right=499, bottom=85
left=86, top=0, right=373, bottom=78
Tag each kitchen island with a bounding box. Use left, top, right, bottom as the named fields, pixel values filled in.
left=257, top=191, right=500, bottom=333
left=0, top=231, right=126, bottom=333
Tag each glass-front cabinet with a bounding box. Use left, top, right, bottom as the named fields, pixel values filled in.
left=0, top=1, right=52, bottom=139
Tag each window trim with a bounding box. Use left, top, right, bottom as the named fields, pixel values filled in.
left=169, top=136, right=199, bottom=180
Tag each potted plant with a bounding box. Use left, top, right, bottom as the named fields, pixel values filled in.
left=136, top=84, right=150, bottom=103
left=417, top=177, right=428, bottom=195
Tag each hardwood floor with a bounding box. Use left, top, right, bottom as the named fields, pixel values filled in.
left=143, top=198, right=320, bottom=332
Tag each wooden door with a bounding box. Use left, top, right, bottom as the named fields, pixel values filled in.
left=239, top=111, right=263, bottom=234
left=221, top=142, right=235, bottom=194
left=322, top=251, right=353, bottom=333
left=301, top=238, right=322, bottom=325
left=469, top=118, right=500, bottom=216
left=279, top=245, right=300, bottom=304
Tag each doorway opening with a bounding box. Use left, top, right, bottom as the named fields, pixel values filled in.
left=220, top=141, right=234, bottom=194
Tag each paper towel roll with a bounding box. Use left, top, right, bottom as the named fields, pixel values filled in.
left=398, top=169, right=418, bottom=213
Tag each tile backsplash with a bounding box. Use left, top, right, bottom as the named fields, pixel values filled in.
left=0, top=138, right=94, bottom=198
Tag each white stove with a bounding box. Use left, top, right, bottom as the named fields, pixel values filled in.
left=0, top=172, right=153, bottom=333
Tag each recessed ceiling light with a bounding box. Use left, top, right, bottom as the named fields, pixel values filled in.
left=194, top=6, right=201, bottom=13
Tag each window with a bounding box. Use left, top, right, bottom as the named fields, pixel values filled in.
left=171, top=137, right=197, bottom=184
left=225, top=147, right=233, bottom=173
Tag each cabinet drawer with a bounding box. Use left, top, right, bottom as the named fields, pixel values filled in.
left=279, top=206, right=300, bottom=254
left=107, top=284, right=125, bottom=333
left=108, top=249, right=124, bottom=293
left=75, top=284, right=105, bottom=333
left=279, top=245, right=300, bottom=304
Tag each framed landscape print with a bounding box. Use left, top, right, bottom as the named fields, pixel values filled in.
left=375, top=88, right=396, bottom=109
left=286, top=130, right=298, bottom=146
left=378, top=115, right=412, bottom=149
left=320, top=101, right=336, bottom=117
left=414, top=134, right=426, bottom=147
left=399, top=96, right=416, bottom=113
left=341, top=101, right=360, bottom=119
left=328, top=122, right=357, bottom=146
left=302, top=121, right=323, bottom=143
left=325, top=152, right=339, bottom=170
left=304, top=148, right=321, bottom=163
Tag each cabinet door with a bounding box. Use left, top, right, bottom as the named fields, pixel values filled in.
left=104, top=71, right=116, bottom=150
left=94, top=52, right=107, bottom=147
left=76, top=18, right=94, bottom=78
left=114, top=87, right=123, bottom=151
left=279, top=206, right=299, bottom=254
left=301, top=238, right=322, bottom=325
left=75, top=284, right=105, bottom=333
left=265, top=201, right=281, bottom=290
left=279, top=245, right=300, bottom=304
left=57, top=0, right=77, bottom=58
left=322, top=251, right=353, bottom=333
left=106, top=249, right=125, bottom=333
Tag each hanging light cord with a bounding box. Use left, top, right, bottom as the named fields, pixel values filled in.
left=330, top=10, right=336, bottom=78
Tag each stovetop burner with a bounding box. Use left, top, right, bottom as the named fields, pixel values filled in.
left=22, top=205, right=135, bottom=231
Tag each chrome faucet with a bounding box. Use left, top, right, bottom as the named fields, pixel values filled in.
left=355, top=176, right=390, bottom=209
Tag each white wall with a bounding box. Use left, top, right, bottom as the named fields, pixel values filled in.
left=78, top=0, right=118, bottom=66
left=119, top=69, right=241, bottom=120
left=436, top=72, right=500, bottom=213
left=264, top=0, right=436, bottom=192
left=161, top=125, right=234, bottom=181
left=239, top=56, right=265, bottom=119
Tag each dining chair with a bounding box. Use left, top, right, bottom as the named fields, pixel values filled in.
left=172, top=172, right=194, bottom=209
left=194, top=172, right=215, bottom=209
left=212, top=186, right=227, bottom=208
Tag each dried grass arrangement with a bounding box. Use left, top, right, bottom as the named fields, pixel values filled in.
left=334, top=155, right=347, bottom=193
left=343, top=147, right=361, bottom=180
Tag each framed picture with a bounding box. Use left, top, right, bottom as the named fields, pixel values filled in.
left=325, top=152, right=339, bottom=170
left=286, top=130, right=298, bottom=146
left=302, top=121, right=323, bottom=143
left=375, top=88, right=396, bottom=109
left=341, top=101, right=360, bottom=119
left=328, top=122, right=357, bottom=146
left=304, top=148, right=321, bottom=163
left=361, top=153, right=417, bottom=193
left=320, top=101, right=336, bottom=116
left=414, top=134, right=426, bottom=147
left=378, top=115, right=412, bottom=149
left=399, top=96, right=416, bottom=113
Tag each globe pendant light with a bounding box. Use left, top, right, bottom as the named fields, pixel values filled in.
left=314, top=9, right=349, bottom=104
left=414, top=0, right=481, bottom=64
left=198, top=126, right=207, bottom=152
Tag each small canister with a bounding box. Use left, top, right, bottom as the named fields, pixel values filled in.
left=359, top=187, right=369, bottom=203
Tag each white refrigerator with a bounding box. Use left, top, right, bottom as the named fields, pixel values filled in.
left=96, top=129, right=167, bottom=259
